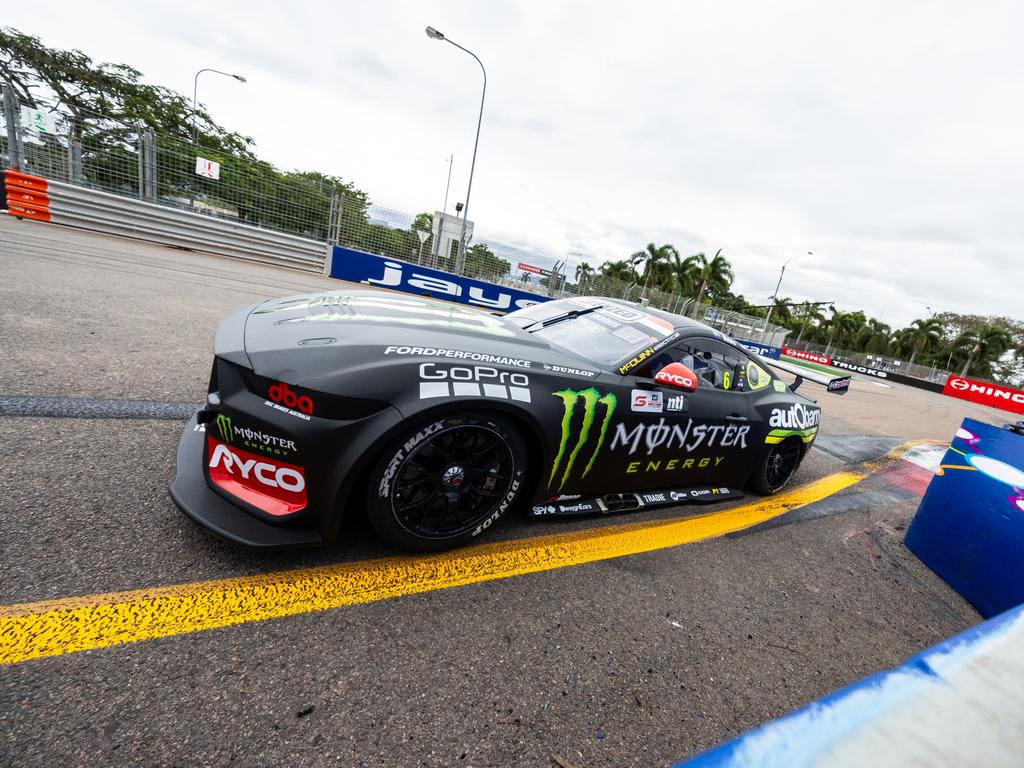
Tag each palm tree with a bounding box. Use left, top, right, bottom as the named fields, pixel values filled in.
left=957, top=324, right=1014, bottom=377
left=825, top=310, right=859, bottom=355
left=574, top=261, right=595, bottom=293
left=629, top=243, right=679, bottom=298
left=665, top=250, right=701, bottom=296
left=900, top=317, right=944, bottom=366
left=795, top=303, right=825, bottom=345
left=770, top=296, right=793, bottom=326
left=690, top=249, right=734, bottom=317
left=600, top=259, right=639, bottom=284
left=855, top=318, right=892, bottom=354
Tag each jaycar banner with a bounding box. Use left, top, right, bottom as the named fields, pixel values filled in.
left=736, top=339, right=781, bottom=360
left=327, top=246, right=549, bottom=313
left=943, top=375, right=1024, bottom=414
left=782, top=347, right=833, bottom=366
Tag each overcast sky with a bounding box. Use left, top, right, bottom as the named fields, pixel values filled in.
left=7, top=1, right=1023, bottom=327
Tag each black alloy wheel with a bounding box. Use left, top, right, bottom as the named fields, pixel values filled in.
left=367, top=414, right=526, bottom=551
left=749, top=438, right=803, bottom=495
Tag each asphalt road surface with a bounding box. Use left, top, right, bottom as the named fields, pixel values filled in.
left=2, top=218, right=1017, bottom=767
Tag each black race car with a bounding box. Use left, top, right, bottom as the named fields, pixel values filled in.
left=171, top=291, right=849, bottom=552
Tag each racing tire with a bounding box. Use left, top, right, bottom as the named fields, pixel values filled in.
left=747, top=437, right=803, bottom=495
left=365, top=412, right=528, bottom=552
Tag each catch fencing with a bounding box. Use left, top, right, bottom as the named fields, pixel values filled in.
left=1, top=83, right=787, bottom=342
left=784, top=339, right=953, bottom=385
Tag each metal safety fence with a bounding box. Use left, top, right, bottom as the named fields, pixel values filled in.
left=2, top=82, right=788, bottom=343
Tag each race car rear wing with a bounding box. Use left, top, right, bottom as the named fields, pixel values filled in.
left=759, top=356, right=851, bottom=396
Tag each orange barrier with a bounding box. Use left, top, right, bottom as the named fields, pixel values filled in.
left=3, top=170, right=51, bottom=222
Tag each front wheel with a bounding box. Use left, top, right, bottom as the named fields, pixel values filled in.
left=366, top=412, right=527, bottom=552
left=747, top=437, right=803, bottom=495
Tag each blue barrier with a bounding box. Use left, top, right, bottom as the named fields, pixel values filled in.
left=675, top=602, right=1024, bottom=767
left=905, top=418, right=1024, bottom=618
left=735, top=339, right=781, bottom=360
left=327, top=246, right=549, bottom=313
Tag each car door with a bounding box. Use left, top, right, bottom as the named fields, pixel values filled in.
left=609, top=335, right=761, bottom=489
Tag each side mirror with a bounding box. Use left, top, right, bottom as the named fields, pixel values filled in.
left=654, top=362, right=699, bottom=393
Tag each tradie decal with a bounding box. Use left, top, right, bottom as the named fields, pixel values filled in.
left=215, top=413, right=233, bottom=443
left=549, top=388, right=618, bottom=492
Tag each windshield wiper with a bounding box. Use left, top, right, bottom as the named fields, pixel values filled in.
left=524, top=304, right=605, bottom=332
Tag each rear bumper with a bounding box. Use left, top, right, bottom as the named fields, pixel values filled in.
left=170, top=414, right=324, bottom=551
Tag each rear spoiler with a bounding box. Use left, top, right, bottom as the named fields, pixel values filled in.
left=759, top=356, right=851, bottom=396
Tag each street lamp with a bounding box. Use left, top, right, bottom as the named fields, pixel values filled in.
left=425, top=26, right=486, bottom=275
left=764, top=251, right=812, bottom=329
left=192, top=68, right=247, bottom=146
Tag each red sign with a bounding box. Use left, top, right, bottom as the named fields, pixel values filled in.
left=783, top=347, right=833, bottom=366
left=207, top=437, right=307, bottom=516
left=269, top=382, right=314, bottom=415
left=518, top=262, right=542, bottom=275
left=942, top=376, right=1024, bottom=414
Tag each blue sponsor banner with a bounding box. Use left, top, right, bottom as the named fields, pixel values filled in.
left=327, top=246, right=549, bottom=313
left=735, top=339, right=781, bottom=360
left=905, top=418, right=1024, bottom=618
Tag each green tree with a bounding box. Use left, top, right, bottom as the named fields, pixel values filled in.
left=690, top=249, right=734, bottom=317
left=956, top=324, right=1014, bottom=377
left=600, top=259, right=639, bottom=283
left=629, top=243, right=680, bottom=298
left=897, top=317, right=944, bottom=366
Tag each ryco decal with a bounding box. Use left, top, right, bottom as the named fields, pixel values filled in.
left=207, top=437, right=306, bottom=516
left=549, top=388, right=618, bottom=492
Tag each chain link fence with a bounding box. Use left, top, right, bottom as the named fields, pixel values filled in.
left=784, top=339, right=953, bottom=383
left=2, top=82, right=788, bottom=344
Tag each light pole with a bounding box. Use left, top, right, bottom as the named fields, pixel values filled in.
left=192, top=68, right=247, bottom=147
left=426, top=26, right=486, bottom=276
left=764, top=251, right=812, bottom=329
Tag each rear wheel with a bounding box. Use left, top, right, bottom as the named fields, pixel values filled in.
left=748, top=437, right=803, bottom=495
left=366, top=412, right=527, bottom=552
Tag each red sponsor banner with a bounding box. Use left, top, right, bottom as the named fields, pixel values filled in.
left=518, top=262, right=542, bottom=275
left=782, top=347, right=833, bottom=367
left=942, top=376, right=1024, bottom=414
left=207, top=437, right=307, bottom=515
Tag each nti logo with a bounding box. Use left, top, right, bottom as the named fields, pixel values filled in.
left=269, top=382, right=314, bottom=415
left=549, top=388, right=618, bottom=492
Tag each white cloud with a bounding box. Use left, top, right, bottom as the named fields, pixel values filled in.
left=7, top=0, right=1023, bottom=327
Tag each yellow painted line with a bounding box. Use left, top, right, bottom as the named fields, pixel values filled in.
left=1, top=444, right=921, bottom=666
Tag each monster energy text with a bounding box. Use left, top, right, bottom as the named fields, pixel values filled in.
left=548, top=388, right=618, bottom=492
left=214, top=414, right=297, bottom=454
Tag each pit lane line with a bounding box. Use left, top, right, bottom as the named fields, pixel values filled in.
left=0, top=444, right=928, bottom=666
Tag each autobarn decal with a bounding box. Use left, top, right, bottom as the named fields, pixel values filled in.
left=418, top=363, right=531, bottom=401
left=548, top=388, right=618, bottom=492
left=766, top=403, right=821, bottom=444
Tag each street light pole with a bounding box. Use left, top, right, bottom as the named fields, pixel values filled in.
left=764, top=251, right=812, bottom=329
left=426, top=26, right=486, bottom=276
left=192, top=68, right=247, bottom=147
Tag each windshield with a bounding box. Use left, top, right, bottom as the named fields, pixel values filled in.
left=507, top=298, right=678, bottom=367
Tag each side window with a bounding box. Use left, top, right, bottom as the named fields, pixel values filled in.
left=643, top=338, right=763, bottom=393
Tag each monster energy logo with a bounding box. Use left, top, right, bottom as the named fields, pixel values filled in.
left=549, top=388, right=617, bottom=492
left=215, top=414, right=233, bottom=443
